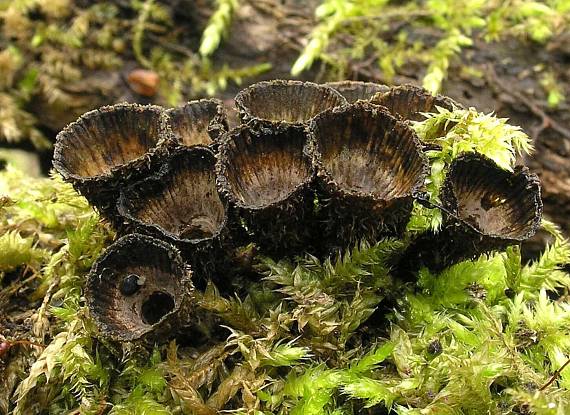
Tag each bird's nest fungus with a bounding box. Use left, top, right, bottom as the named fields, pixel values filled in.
left=54, top=80, right=543, bottom=343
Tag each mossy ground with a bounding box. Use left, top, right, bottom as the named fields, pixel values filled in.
left=0, top=107, right=569, bottom=414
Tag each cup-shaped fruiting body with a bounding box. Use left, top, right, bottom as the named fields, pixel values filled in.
left=440, top=153, right=542, bottom=261
left=234, top=80, right=347, bottom=127
left=166, top=99, right=229, bottom=150
left=370, top=84, right=460, bottom=122
left=216, top=122, right=315, bottom=256
left=53, top=103, right=174, bottom=220
left=407, top=153, right=542, bottom=272
left=325, top=81, right=389, bottom=103
left=86, top=234, right=194, bottom=343
left=442, top=153, right=542, bottom=240
left=308, top=102, right=428, bottom=250
left=117, top=146, right=230, bottom=282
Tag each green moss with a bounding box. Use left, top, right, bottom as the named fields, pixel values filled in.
left=1, top=107, right=569, bottom=414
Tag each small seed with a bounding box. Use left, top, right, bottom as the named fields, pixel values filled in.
left=120, top=274, right=142, bottom=296
left=127, top=69, right=159, bottom=97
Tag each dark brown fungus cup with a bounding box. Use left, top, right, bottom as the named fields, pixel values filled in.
left=442, top=154, right=542, bottom=240
left=85, top=234, right=194, bottom=343
left=325, top=80, right=389, bottom=103
left=53, top=103, right=174, bottom=221
left=216, top=122, right=315, bottom=256
left=166, top=99, right=228, bottom=150
left=234, top=80, right=347, bottom=126
left=370, top=84, right=460, bottom=122
left=406, top=153, right=542, bottom=273
left=370, top=84, right=463, bottom=151
left=308, top=102, right=428, bottom=251
left=117, top=146, right=230, bottom=284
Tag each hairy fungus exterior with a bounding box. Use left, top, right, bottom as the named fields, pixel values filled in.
left=409, top=153, right=542, bottom=272
left=85, top=234, right=193, bottom=343
left=308, top=102, right=428, bottom=249
left=166, top=99, right=229, bottom=150
left=216, top=121, right=315, bottom=256
left=117, top=146, right=230, bottom=280
left=234, top=80, right=347, bottom=126
left=53, top=103, right=174, bottom=220
left=370, top=84, right=460, bottom=122
left=325, top=80, right=389, bottom=103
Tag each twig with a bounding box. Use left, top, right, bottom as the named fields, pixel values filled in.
left=342, top=9, right=432, bottom=24
left=484, top=64, right=570, bottom=141
left=530, top=118, right=550, bottom=143
left=132, top=0, right=155, bottom=68
left=32, top=274, right=61, bottom=340
left=540, top=358, right=570, bottom=391
left=95, top=399, right=109, bottom=415
left=146, top=33, right=197, bottom=59
left=0, top=272, right=38, bottom=306
left=245, top=0, right=288, bottom=20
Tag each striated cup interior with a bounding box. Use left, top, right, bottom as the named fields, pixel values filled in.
left=310, top=102, right=427, bottom=200
left=86, top=234, right=190, bottom=342
left=234, top=80, right=347, bottom=124
left=326, top=80, right=389, bottom=103
left=167, top=99, right=228, bottom=148
left=371, top=84, right=458, bottom=122
left=120, top=147, right=226, bottom=241
left=217, top=124, right=312, bottom=208
left=443, top=154, right=542, bottom=240
left=54, top=103, right=168, bottom=180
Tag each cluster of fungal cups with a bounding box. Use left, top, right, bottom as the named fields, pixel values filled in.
left=53, top=80, right=543, bottom=343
